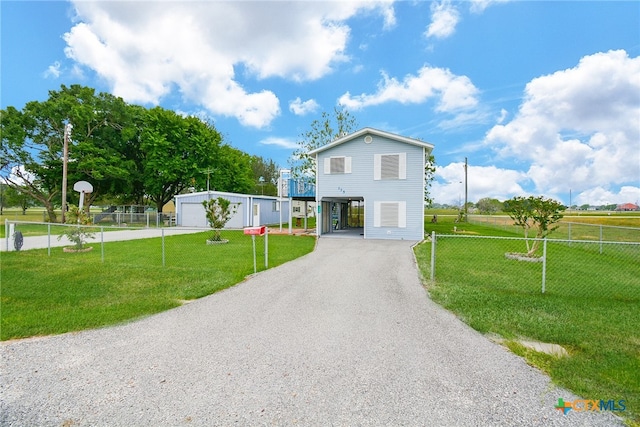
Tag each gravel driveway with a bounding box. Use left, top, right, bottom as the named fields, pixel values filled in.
left=0, top=238, right=622, bottom=426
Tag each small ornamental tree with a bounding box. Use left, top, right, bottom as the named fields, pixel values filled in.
left=58, top=205, right=94, bottom=250
left=504, top=196, right=565, bottom=256
left=202, top=197, right=239, bottom=242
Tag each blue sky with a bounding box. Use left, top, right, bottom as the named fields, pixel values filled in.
left=2, top=1, right=639, bottom=207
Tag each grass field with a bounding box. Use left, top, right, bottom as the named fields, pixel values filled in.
left=417, top=214, right=640, bottom=424
left=1, top=230, right=316, bottom=340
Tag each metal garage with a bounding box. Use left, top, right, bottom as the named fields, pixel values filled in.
left=174, top=191, right=289, bottom=228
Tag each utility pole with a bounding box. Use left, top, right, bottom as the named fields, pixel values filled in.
left=464, top=157, right=468, bottom=221
left=61, top=123, right=72, bottom=223
left=202, top=168, right=215, bottom=199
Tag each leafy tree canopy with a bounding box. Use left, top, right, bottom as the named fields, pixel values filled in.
left=504, top=195, right=566, bottom=256
left=289, top=106, right=358, bottom=178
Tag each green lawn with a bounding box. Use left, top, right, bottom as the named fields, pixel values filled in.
left=416, top=216, right=640, bottom=424
left=1, top=231, right=315, bottom=340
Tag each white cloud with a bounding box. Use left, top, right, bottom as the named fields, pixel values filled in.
left=63, top=1, right=395, bottom=129
left=44, top=61, right=62, bottom=79
left=8, top=165, right=36, bottom=186
left=574, top=186, right=640, bottom=206
left=433, top=162, right=527, bottom=205
left=259, top=137, right=298, bottom=150
left=497, top=108, right=508, bottom=124
left=486, top=50, right=640, bottom=197
left=469, top=0, right=511, bottom=14
left=425, top=0, right=460, bottom=39
left=289, top=98, right=320, bottom=116
left=338, top=66, right=479, bottom=112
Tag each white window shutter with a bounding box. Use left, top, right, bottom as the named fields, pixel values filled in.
left=324, top=157, right=331, bottom=174
left=374, top=154, right=381, bottom=180
left=398, top=201, right=406, bottom=228
left=345, top=156, right=352, bottom=173
left=399, top=153, right=406, bottom=180
left=374, top=201, right=381, bottom=227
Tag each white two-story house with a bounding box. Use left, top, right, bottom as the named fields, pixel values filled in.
left=309, top=128, right=434, bottom=241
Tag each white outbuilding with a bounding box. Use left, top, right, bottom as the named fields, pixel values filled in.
left=174, top=191, right=290, bottom=228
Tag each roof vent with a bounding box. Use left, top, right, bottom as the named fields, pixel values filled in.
left=364, top=135, right=373, bottom=144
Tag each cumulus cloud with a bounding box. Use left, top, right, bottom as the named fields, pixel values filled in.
left=485, top=50, right=640, bottom=201
left=289, top=97, right=320, bottom=116
left=259, top=137, right=298, bottom=150
left=44, top=61, right=62, bottom=79
left=338, top=65, right=479, bottom=112
left=433, top=162, right=528, bottom=205
left=425, top=0, right=460, bottom=39
left=63, top=1, right=395, bottom=129
left=469, top=0, right=511, bottom=14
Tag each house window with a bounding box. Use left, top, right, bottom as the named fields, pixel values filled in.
left=373, top=201, right=406, bottom=228
left=374, top=153, right=406, bottom=180
left=324, top=156, right=352, bottom=174
left=272, top=201, right=280, bottom=212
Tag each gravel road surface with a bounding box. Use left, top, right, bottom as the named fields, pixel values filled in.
left=0, top=238, right=622, bottom=426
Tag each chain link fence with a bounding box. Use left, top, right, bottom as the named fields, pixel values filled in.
left=423, top=232, right=640, bottom=299
left=469, top=215, right=640, bottom=243
left=3, top=220, right=276, bottom=275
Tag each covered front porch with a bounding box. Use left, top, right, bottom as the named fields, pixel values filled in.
left=318, top=197, right=364, bottom=238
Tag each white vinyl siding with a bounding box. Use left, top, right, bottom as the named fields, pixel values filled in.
left=324, top=156, right=352, bottom=174
left=374, top=153, right=406, bottom=180
left=373, top=201, right=406, bottom=228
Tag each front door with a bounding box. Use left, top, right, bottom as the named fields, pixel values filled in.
left=253, top=203, right=260, bottom=226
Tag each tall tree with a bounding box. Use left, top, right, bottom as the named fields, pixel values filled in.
left=213, top=145, right=254, bottom=194
left=250, top=155, right=279, bottom=196
left=138, top=108, right=224, bottom=212
left=289, top=106, right=358, bottom=178
left=477, top=197, right=502, bottom=214
left=424, top=153, right=436, bottom=208
left=1, top=85, right=136, bottom=220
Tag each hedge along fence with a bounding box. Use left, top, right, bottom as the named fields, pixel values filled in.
left=426, top=232, right=640, bottom=299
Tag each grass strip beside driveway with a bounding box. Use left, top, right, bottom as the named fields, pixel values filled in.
left=415, top=219, right=639, bottom=425
left=1, top=231, right=315, bottom=340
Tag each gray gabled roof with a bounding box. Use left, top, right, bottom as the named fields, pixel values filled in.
left=307, top=127, right=434, bottom=156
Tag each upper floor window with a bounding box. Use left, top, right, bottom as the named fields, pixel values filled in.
left=374, top=153, right=406, bottom=180
left=324, top=156, right=352, bottom=174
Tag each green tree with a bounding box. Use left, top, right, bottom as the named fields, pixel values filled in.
left=289, top=106, right=358, bottom=178
left=202, top=197, right=239, bottom=242
left=250, top=155, right=279, bottom=196
left=424, top=153, right=436, bottom=208
left=1, top=85, right=136, bottom=220
left=4, top=185, right=37, bottom=214
left=213, top=145, right=254, bottom=194
left=58, top=205, right=94, bottom=250
left=477, top=197, right=502, bottom=214
left=504, top=195, right=565, bottom=256
left=138, top=108, right=224, bottom=212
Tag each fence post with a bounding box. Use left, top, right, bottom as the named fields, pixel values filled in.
left=541, top=238, right=547, bottom=294
left=4, top=219, right=8, bottom=251
left=600, top=225, right=603, bottom=254
left=430, top=231, right=436, bottom=282
left=568, top=222, right=572, bottom=245
left=48, top=224, right=51, bottom=256
left=162, top=228, right=166, bottom=267
left=101, top=227, right=105, bottom=263
left=265, top=228, right=268, bottom=269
